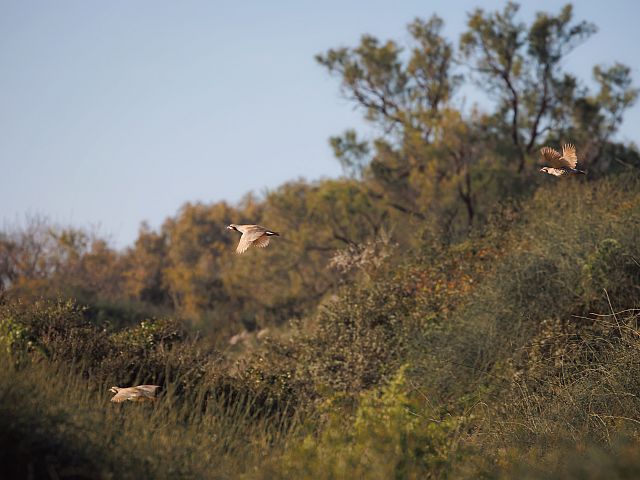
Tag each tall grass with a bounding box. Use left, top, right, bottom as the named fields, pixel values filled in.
left=0, top=351, right=300, bottom=479
left=413, top=176, right=640, bottom=403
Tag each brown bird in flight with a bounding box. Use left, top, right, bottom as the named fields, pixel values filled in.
left=109, top=385, right=160, bottom=403
left=226, top=224, right=280, bottom=254
left=539, top=143, right=586, bottom=176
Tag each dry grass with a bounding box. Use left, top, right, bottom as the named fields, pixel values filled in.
left=0, top=351, right=300, bottom=479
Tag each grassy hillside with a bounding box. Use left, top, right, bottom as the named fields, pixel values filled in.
left=2, top=175, right=640, bottom=478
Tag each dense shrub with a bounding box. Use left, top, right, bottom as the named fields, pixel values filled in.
left=259, top=366, right=464, bottom=480
left=2, top=176, right=640, bottom=478
left=0, top=299, right=110, bottom=363
left=300, top=280, right=417, bottom=394
left=0, top=298, right=219, bottom=391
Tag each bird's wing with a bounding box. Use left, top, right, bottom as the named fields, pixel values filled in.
left=562, top=144, right=578, bottom=168
left=236, top=234, right=253, bottom=254
left=236, top=226, right=269, bottom=254
left=253, top=236, right=270, bottom=248
left=136, top=384, right=160, bottom=390
left=135, top=385, right=160, bottom=395
left=543, top=167, right=567, bottom=177
left=540, top=147, right=565, bottom=168
left=111, top=388, right=140, bottom=403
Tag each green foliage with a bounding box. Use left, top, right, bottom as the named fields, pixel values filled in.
left=266, top=366, right=463, bottom=480
left=0, top=299, right=109, bottom=363
left=413, top=176, right=640, bottom=403
left=300, top=278, right=416, bottom=394
left=110, top=318, right=185, bottom=352
left=0, top=298, right=216, bottom=391
left=581, top=238, right=640, bottom=302
left=460, top=2, right=598, bottom=169
left=330, top=129, right=371, bottom=178
left=317, top=1, right=637, bottom=240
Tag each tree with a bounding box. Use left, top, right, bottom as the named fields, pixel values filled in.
left=161, top=201, right=238, bottom=318
left=318, top=15, right=464, bottom=232
left=319, top=3, right=637, bottom=239
left=568, top=63, right=639, bottom=174
left=121, top=223, right=170, bottom=305
left=460, top=3, right=598, bottom=171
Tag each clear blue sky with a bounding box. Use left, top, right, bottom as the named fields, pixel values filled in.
left=1, top=1, right=639, bottom=248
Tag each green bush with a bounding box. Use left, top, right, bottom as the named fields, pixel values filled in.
left=0, top=299, right=110, bottom=363
left=300, top=279, right=418, bottom=394
left=0, top=298, right=216, bottom=391
left=262, top=366, right=464, bottom=480
left=581, top=238, right=640, bottom=304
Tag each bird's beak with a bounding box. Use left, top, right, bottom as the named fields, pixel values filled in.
left=226, top=226, right=233, bottom=230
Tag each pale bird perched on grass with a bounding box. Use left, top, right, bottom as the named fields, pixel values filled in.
left=539, top=143, right=586, bottom=176
left=226, top=224, right=280, bottom=254
left=109, top=385, right=160, bottom=403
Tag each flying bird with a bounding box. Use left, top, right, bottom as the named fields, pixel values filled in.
left=109, top=385, right=160, bottom=403
left=539, top=143, right=586, bottom=177
left=226, top=224, right=280, bottom=254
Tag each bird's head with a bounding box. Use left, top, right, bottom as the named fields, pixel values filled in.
left=109, top=386, right=120, bottom=394
left=539, top=167, right=549, bottom=174
left=226, top=224, right=238, bottom=231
